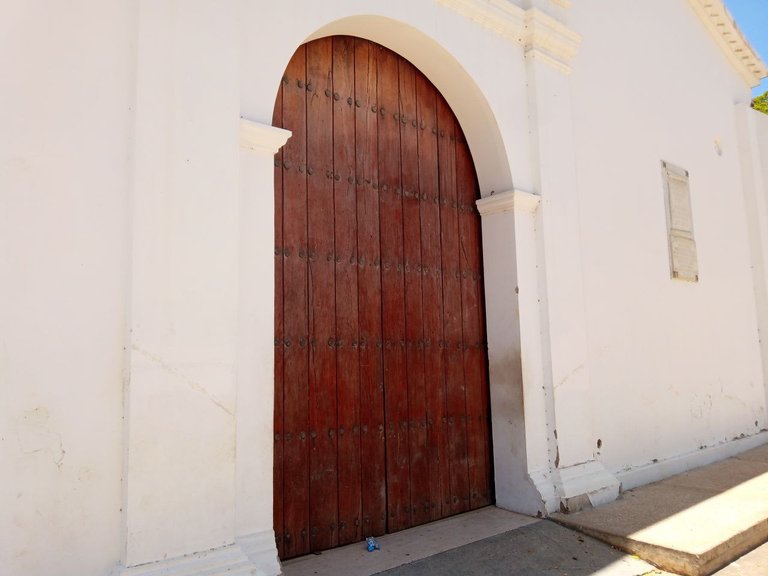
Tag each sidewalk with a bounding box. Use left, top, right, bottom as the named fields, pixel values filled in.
left=281, top=442, right=768, bottom=576
left=281, top=508, right=673, bottom=576
left=552, top=443, right=768, bottom=576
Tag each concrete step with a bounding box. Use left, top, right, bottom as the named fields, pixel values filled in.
left=551, top=443, right=768, bottom=576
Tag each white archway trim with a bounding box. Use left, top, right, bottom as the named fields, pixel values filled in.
left=240, top=118, right=292, bottom=154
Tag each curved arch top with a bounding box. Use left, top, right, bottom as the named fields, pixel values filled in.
left=241, top=8, right=525, bottom=195
left=304, top=16, right=513, bottom=195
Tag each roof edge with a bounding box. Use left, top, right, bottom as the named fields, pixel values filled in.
left=688, top=0, right=767, bottom=88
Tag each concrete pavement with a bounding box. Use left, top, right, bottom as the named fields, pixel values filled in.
left=552, top=444, right=768, bottom=576
left=281, top=442, right=768, bottom=576
left=371, top=521, right=674, bottom=576
left=281, top=508, right=671, bottom=576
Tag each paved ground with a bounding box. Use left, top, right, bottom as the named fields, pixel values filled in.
left=552, top=444, right=768, bottom=576
left=712, top=542, right=768, bottom=575
left=281, top=507, right=539, bottom=576
left=372, top=521, right=672, bottom=576
left=281, top=508, right=672, bottom=576
left=370, top=528, right=768, bottom=576
left=282, top=513, right=767, bottom=576
left=282, top=443, right=768, bottom=576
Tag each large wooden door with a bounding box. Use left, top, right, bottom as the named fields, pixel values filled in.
left=273, top=36, right=492, bottom=560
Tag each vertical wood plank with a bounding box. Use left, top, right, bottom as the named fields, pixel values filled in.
left=280, top=45, right=311, bottom=559
left=377, top=44, right=411, bottom=533
left=437, top=96, right=470, bottom=516
left=332, top=36, right=363, bottom=547
left=399, top=59, right=430, bottom=528
left=306, top=37, right=339, bottom=553
left=354, top=38, right=387, bottom=539
left=415, top=71, right=448, bottom=521
left=456, top=124, right=492, bottom=509
left=272, top=79, right=286, bottom=560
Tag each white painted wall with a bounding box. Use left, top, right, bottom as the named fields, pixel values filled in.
left=746, top=108, right=768, bottom=415
left=757, top=111, right=768, bottom=187
left=569, top=0, right=767, bottom=480
left=0, top=1, right=135, bottom=574
left=3, top=0, right=768, bottom=574
left=123, top=0, right=242, bottom=566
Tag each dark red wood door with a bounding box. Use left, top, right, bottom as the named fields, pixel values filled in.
left=273, top=36, right=492, bottom=560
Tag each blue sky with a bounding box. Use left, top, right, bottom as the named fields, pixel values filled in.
left=723, top=0, right=768, bottom=95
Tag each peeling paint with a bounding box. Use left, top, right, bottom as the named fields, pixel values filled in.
left=131, top=346, right=234, bottom=417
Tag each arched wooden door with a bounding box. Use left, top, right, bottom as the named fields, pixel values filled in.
left=272, top=36, right=492, bottom=560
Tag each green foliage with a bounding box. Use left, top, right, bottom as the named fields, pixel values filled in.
left=753, top=91, right=768, bottom=115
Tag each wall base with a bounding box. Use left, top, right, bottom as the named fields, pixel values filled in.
left=238, top=530, right=282, bottom=576
left=528, top=469, right=559, bottom=514
left=553, top=460, right=620, bottom=514
left=616, top=431, right=768, bottom=491
left=110, top=536, right=280, bottom=576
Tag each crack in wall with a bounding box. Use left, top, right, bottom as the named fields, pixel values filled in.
left=16, top=407, right=66, bottom=470
left=131, top=345, right=234, bottom=417
left=554, top=363, right=584, bottom=390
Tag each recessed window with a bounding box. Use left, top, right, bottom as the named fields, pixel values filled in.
left=662, top=161, right=698, bottom=282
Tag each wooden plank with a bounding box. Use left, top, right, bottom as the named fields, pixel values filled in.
left=399, top=59, right=430, bottom=528
left=332, top=36, right=362, bottom=547
left=306, top=37, right=338, bottom=553
left=354, top=38, right=387, bottom=539
left=280, top=45, right=311, bottom=559
left=273, top=78, right=285, bottom=560
left=455, top=125, right=492, bottom=509
left=377, top=43, right=411, bottom=533
left=415, top=71, right=448, bottom=521
left=436, top=95, right=470, bottom=516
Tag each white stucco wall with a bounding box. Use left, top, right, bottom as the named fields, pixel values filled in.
left=745, top=107, right=768, bottom=417
left=758, top=110, right=768, bottom=171
left=756, top=109, right=768, bottom=241
left=123, top=0, right=243, bottom=566
left=0, top=1, right=135, bottom=574
left=569, top=0, right=766, bottom=482
left=3, top=0, right=767, bottom=575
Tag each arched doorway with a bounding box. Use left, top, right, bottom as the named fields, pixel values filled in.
left=272, top=36, right=493, bottom=560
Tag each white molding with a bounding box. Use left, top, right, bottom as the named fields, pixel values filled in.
left=528, top=469, right=560, bottom=513
left=552, top=461, right=620, bottom=513
left=525, top=49, right=573, bottom=75
left=436, top=0, right=526, bottom=43
left=109, top=542, right=270, bottom=576
left=436, top=1, right=581, bottom=72
left=688, top=0, right=767, bottom=88
left=476, top=189, right=541, bottom=216
left=523, top=8, right=582, bottom=74
left=616, top=431, right=768, bottom=492
left=240, top=118, right=291, bottom=155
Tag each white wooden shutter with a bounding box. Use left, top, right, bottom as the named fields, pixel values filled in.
left=662, top=161, right=698, bottom=282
